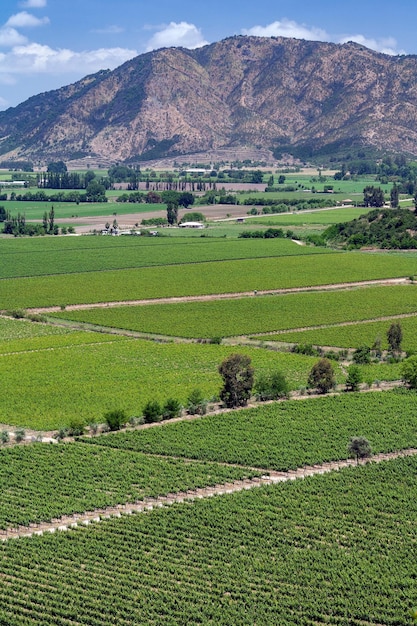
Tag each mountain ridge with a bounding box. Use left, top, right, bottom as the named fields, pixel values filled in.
left=1, top=35, right=417, bottom=163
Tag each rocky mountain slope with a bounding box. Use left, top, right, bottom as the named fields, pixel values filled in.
left=1, top=35, right=417, bottom=163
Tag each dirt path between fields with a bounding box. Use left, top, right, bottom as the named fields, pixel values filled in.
left=25, top=276, right=410, bottom=314
left=1, top=446, right=416, bottom=542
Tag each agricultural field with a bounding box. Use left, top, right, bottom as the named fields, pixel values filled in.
left=0, top=456, right=417, bottom=624
left=52, top=284, right=417, bottom=338
left=0, top=443, right=259, bottom=528
left=1, top=166, right=417, bottom=626
left=2, top=252, right=417, bottom=310
left=0, top=199, right=166, bottom=220
left=248, top=206, right=370, bottom=226
left=0, top=235, right=333, bottom=280
left=86, top=391, right=417, bottom=470
left=266, top=314, right=417, bottom=352
left=0, top=336, right=323, bottom=429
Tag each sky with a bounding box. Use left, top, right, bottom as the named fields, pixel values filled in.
left=0, top=0, right=416, bottom=111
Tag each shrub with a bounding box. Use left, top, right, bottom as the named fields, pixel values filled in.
left=14, top=429, right=25, bottom=443
left=142, top=400, right=163, bottom=423
left=68, top=418, right=86, bottom=437
left=255, top=371, right=289, bottom=401
left=162, top=398, right=182, bottom=420
left=345, top=364, right=362, bottom=392
left=0, top=431, right=9, bottom=444
left=186, top=389, right=208, bottom=415
left=104, top=408, right=127, bottom=431
left=401, top=355, right=417, bottom=389
left=353, top=345, right=371, bottom=364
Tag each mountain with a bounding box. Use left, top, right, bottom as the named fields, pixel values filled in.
left=2, top=35, right=417, bottom=164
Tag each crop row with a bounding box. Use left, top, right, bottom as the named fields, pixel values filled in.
left=53, top=284, right=417, bottom=338
left=0, top=236, right=326, bottom=279
left=0, top=337, right=322, bottom=429
left=266, top=314, right=417, bottom=351
left=0, top=456, right=416, bottom=624
left=0, top=442, right=260, bottom=528
left=2, top=252, right=417, bottom=309
left=86, top=390, right=417, bottom=470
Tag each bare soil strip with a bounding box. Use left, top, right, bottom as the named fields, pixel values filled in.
left=2, top=447, right=416, bottom=542
left=25, top=277, right=409, bottom=314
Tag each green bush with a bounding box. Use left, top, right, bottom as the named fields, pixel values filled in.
left=255, top=371, right=289, bottom=401
left=14, top=429, right=25, bottom=443
left=142, top=400, right=163, bottom=423
left=162, top=398, right=182, bottom=420
left=104, top=409, right=127, bottom=431
left=68, top=418, right=86, bottom=437
left=186, top=389, right=208, bottom=415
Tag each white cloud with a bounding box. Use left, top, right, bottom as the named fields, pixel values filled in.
left=242, top=19, right=404, bottom=56
left=20, top=0, right=47, bottom=7
left=145, top=22, right=208, bottom=52
left=338, top=34, right=405, bottom=56
left=0, top=27, right=28, bottom=47
left=0, top=43, right=137, bottom=74
left=242, top=19, right=328, bottom=42
left=6, top=11, right=49, bottom=29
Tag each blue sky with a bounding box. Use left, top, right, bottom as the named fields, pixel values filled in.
left=0, top=0, right=416, bottom=110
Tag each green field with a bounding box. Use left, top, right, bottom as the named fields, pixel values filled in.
left=0, top=235, right=332, bottom=279
left=0, top=443, right=259, bottom=528
left=0, top=335, right=323, bottom=429
left=2, top=252, right=417, bottom=309
left=1, top=200, right=166, bottom=220
left=266, top=314, right=417, bottom=351
left=85, top=391, right=417, bottom=470
left=0, top=456, right=416, bottom=624
left=248, top=206, right=370, bottom=225
left=52, top=285, right=417, bottom=338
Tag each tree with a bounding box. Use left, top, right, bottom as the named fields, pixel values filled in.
left=47, top=160, right=67, bottom=174
left=48, top=206, right=55, bottom=234
left=178, top=192, right=194, bottom=208
left=363, top=185, right=384, bottom=207
left=254, top=371, right=289, bottom=401
left=345, top=364, right=362, bottom=392
left=307, top=358, right=336, bottom=394
left=348, top=436, right=371, bottom=465
left=387, top=322, right=402, bottom=354
left=390, top=183, right=399, bottom=208
left=218, top=353, right=254, bottom=408
left=401, top=355, right=417, bottom=389
left=142, top=400, right=163, bottom=423
left=166, top=201, right=178, bottom=225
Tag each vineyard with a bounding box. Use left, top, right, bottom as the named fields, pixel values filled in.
left=2, top=192, right=417, bottom=625
left=0, top=337, right=322, bottom=429
left=85, top=391, right=417, bottom=470
left=0, top=442, right=259, bottom=528
left=265, top=314, right=417, bottom=351
left=0, top=457, right=416, bottom=624
left=1, top=235, right=330, bottom=279
left=52, top=284, right=417, bottom=338
left=2, top=252, right=417, bottom=309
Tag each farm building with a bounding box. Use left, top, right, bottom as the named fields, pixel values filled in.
left=179, top=222, right=205, bottom=229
